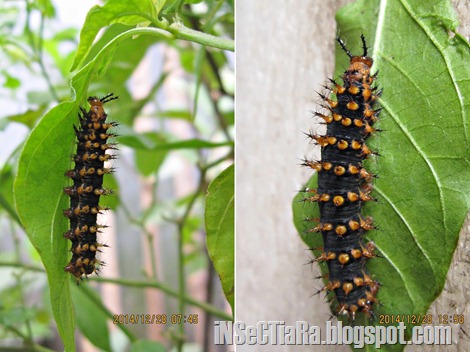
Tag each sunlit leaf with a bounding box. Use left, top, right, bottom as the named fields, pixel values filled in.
left=72, top=286, right=111, bottom=351
left=293, top=1, right=470, bottom=350
left=71, top=0, right=159, bottom=71
left=205, top=164, right=234, bottom=313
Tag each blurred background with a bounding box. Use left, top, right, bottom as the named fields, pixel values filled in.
left=0, top=0, right=233, bottom=351
left=236, top=0, right=469, bottom=351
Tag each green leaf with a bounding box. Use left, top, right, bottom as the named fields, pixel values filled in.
left=14, top=101, right=77, bottom=352
left=13, top=27, right=171, bottom=349
left=133, top=132, right=168, bottom=176
left=91, top=24, right=161, bottom=90
left=72, top=285, right=111, bottom=351
left=7, top=107, right=47, bottom=128
left=223, top=110, right=234, bottom=126
left=71, top=27, right=171, bottom=103
left=130, top=340, right=166, bottom=352
left=156, top=109, right=193, bottom=121
left=71, top=0, right=159, bottom=71
left=294, top=0, right=470, bottom=349
left=118, top=131, right=233, bottom=151
left=184, top=0, right=204, bottom=4
left=0, top=306, right=36, bottom=326
left=135, top=149, right=168, bottom=177
left=161, top=0, right=190, bottom=17
left=0, top=158, right=21, bottom=224
left=43, top=28, right=79, bottom=76
left=155, top=139, right=232, bottom=150
left=205, top=164, right=234, bottom=313
left=117, top=129, right=160, bottom=149
left=100, top=173, right=120, bottom=209
left=2, top=71, right=20, bottom=88
left=35, top=0, right=56, bottom=18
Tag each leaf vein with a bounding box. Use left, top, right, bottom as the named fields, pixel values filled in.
left=380, top=98, right=446, bottom=251
left=399, top=0, right=468, bottom=143
left=373, top=185, right=435, bottom=305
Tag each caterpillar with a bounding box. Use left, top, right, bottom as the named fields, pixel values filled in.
left=63, top=93, right=118, bottom=281
left=303, top=35, right=380, bottom=321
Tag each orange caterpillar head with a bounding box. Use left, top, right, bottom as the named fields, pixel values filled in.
left=337, top=35, right=374, bottom=84
left=87, top=93, right=118, bottom=121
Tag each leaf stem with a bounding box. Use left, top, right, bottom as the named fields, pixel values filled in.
left=24, top=1, right=59, bottom=101
left=145, top=180, right=159, bottom=280
left=168, top=22, right=234, bottom=51
left=97, top=11, right=234, bottom=51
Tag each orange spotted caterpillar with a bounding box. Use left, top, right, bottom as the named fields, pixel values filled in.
left=63, top=93, right=118, bottom=281
left=303, top=35, right=380, bottom=321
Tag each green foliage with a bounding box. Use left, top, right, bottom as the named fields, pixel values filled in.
left=71, top=0, right=159, bottom=71
left=130, top=340, right=166, bottom=352
left=2, top=0, right=233, bottom=351
left=71, top=286, right=112, bottom=351
left=293, top=0, right=470, bottom=350
left=205, top=164, right=234, bottom=310
left=14, top=101, right=78, bottom=352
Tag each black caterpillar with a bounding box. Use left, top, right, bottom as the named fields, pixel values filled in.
left=63, top=93, right=118, bottom=281
left=303, top=36, right=380, bottom=320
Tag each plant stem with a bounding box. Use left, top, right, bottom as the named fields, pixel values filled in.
left=203, top=151, right=234, bottom=171
left=183, top=6, right=234, bottom=141
left=37, top=10, right=59, bottom=101
left=91, top=277, right=232, bottom=320
left=168, top=22, right=234, bottom=51
left=109, top=12, right=234, bottom=51
left=2, top=326, right=55, bottom=352
left=24, top=1, right=59, bottom=101
left=0, top=261, right=44, bottom=272
left=176, top=219, right=185, bottom=352
left=0, top=261, right=232, bottom=320
left=79, top=285, right=137, bottom=342
left=146, top=179, right=159, bottom=280
left=11, top=222, right=35, bottom=350
left=120, top=190, right=159, bottom=280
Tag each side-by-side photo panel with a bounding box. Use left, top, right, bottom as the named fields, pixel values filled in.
left=0, top=1, right=233, bottom=351
left=236, top=0, right=470, bottom=351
